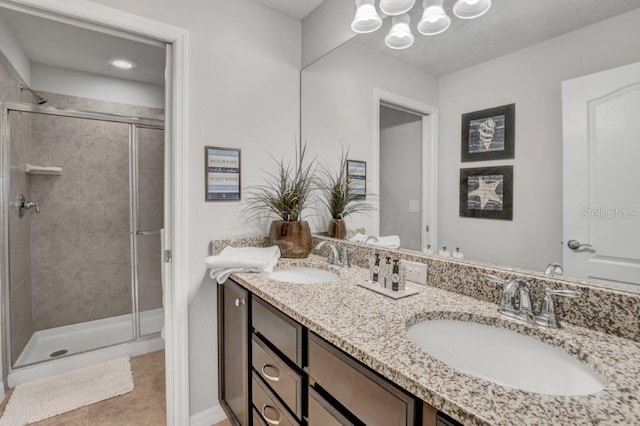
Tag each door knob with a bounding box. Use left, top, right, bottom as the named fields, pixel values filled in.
left=567, top=240, right=592, bottom=250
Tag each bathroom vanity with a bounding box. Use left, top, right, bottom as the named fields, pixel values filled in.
left=218, top=277, right=443, bottom=426
left=214, top=244, right=640, bottom=426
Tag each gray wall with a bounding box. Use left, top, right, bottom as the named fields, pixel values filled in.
left=301, top=41, right=439, bottom=235
left=88, top=0, right=302, bottom=415
left=380, top=106, right=423, bottom=250
left=1, top=48, right=33, bottom=363
left=438, top=8, right=640, bottom=271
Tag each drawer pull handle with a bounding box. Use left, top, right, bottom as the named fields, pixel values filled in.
left=234, top=298, right=246, bottom=307
left=261, top=364, right=280, bottom=382
left=261, top=404, right=281, bottom=425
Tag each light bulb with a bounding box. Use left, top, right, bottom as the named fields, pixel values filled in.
left=453, top=0, right=492, bottom=19
left=351, top=0, right=382, bottom=33
left=418, top=0, right=450, bottom=36
left=385, top=14, right=414, bottom=49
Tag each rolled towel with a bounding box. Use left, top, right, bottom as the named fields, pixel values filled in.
left=369, top=235, right=401, bottom=249
left=206, top=245, right=281, bottom=284
left=348, top=233, right=371, bottom=243
left=349, top=233, right=401, bottom=249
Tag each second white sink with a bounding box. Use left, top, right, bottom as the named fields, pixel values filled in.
left=266, top=267, right=339, bottom=284
left=407, top=319, right=606, bottom=396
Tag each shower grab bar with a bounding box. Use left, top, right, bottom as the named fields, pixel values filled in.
left=135, top=229, right=162, bottom=236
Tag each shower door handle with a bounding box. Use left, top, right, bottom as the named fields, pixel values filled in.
left=136, top=229, right=162, bottom=236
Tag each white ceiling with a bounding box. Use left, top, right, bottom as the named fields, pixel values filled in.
left=253, top=0, right=326, bottom=19
left=0, top=8, right=165, bottom=85
left=354, top=0, right=640, bottom=76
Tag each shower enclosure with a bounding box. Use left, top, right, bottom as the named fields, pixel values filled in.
left=1, top=101, right=165, bottom=372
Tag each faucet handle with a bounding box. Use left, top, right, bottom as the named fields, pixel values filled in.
left=340, top=247, right=354, bottom=268
left=535, top=288, right=581, bottom=328
left=544, top=288, right=580, bottom=298
left=484, top=273, right=507, bottom=284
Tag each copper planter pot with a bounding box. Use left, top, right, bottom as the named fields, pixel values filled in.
left=268, top=220, right=312, bottom=258
left=328, top=218, right=347, bottom=239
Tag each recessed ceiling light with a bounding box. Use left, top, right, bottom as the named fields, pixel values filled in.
left=110, top=58, right=135, bottom=70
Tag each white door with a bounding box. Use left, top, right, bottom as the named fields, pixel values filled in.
left=562, top=62, right=640, bottom=286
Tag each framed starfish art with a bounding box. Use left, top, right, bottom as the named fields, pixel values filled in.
left=461, top=104, right=515, bottom=162
left=460, top=166, right=513, bottom=220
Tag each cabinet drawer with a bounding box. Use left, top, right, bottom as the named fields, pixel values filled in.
left=252, top=371, right=299, bottom=426
left=252, top=334, right=303, bottom=419
left=308, top=333, right=415, bottom=426
left=252, top=298, right=303, bottom=367
left=252, top=406, right=267, bottom=426
left=308, top=386, right=356, bottom=426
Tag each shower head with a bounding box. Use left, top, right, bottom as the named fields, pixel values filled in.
left=18, top=83, right=47, bottom=105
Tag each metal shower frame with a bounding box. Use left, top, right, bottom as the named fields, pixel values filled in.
left=0, top=101, right=165, bottom=371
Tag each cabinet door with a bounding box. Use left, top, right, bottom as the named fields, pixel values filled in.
left=218, top=280, right=249, bottom=425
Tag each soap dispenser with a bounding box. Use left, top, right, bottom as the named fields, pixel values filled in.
left=438, top=246, right=451, bottom=257
left=370, top=253, right=381, bottom=282
left=422, top=244, right=434, bottom=255
left=453, top=247, right=464, bottom=260
left=383, top=256, right=392, bottom=288
left=391, top=259, right=401, bottom=291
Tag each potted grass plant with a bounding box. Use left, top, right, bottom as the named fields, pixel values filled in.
left=244, top=143, right=316, bottom=258
left=318, top=149, right=375, bottom=239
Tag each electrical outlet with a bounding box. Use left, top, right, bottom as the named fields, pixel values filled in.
left=401, top=260, right=427, bottom=285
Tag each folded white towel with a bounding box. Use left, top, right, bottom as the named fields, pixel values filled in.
left=206, top=246, right=281, bottom=284
left=371, top=235, right=401, bottom=249
left=349, top=233, right=401, bottom=249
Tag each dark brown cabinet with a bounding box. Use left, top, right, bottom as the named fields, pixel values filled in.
left=218, top=279, right=457, bottom=426
left=218, top=279, right=250, bottom=426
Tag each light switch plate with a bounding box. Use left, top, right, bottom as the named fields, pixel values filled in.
left=401, top=260, right=427, bottom=285
left=408, top=200, right=420, bottom=213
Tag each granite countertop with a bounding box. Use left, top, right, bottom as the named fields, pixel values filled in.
left=230, top=255, right=640, bottom=426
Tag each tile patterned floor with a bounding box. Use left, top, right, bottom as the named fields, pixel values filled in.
left=0, top=350, right=166, bottom=425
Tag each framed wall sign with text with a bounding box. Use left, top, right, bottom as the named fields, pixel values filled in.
left=347, top=160, right=367, bottom=199
left=205, top=146, right=241, bottom=201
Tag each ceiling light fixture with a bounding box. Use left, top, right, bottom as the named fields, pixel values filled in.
left=385, top=14, right=415, bottom=49
left=351, top=0, right=491, bottom=48
left=453, top=0, right=492, bottom=19
left=417, top=0, right=450, bottom=35
left=379, top=0, right=415, bottom=16
left=351, top=0, right=383, bottom=34
left=110, top=58, right=135, bottom=70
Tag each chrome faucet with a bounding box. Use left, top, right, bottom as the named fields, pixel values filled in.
left=544, top=263, right=564, bottom=277
left=362, top=235, right=379, bottom=244
left=17, top=194, right=40, bottom=217
left=315, top=241, right=352, bottom=267
left=484, top=274, right=580, bottom=328
left=535, top=288, right=581, bottom=328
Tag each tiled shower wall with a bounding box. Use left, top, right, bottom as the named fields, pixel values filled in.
left=1, top=49, right=34, bottom=362
left=28, top=93, right=164, bottom=331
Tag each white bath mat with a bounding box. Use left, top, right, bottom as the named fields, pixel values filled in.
left=0, top=356, right=134, bottom=426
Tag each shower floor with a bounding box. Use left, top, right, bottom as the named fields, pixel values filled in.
left=15, top=308, right=164, bottom=368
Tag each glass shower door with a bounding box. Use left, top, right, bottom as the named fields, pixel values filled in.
left=134, top=125, right=165, bottom=337
left=7, top=109, right=134, bottom=368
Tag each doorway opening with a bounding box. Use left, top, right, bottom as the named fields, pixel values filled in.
left=373, top=90, right=438, bottom=252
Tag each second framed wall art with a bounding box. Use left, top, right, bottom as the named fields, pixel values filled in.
left=460, top=166, right=513, bottom=220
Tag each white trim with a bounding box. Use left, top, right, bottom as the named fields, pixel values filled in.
left=8, top=335, right=164, bottom=387
left=373, top=89, right=439, bottom=251
left=1, top=1, right=189, bottom=425
left=190, top=405, right=227, bottom=426
left=0, top=382, right=5, bottom=401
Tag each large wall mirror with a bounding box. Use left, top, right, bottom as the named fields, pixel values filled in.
left=301, top=0, right=640, bottom=291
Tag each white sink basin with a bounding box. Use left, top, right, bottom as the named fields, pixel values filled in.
left=407, top=319, right=606, bottom=396
left=266, top=267, right=340, bottom=284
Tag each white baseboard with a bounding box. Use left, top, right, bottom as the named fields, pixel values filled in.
left=190, top=404, right=227, bottom=426
left=0, top=382, right=5, bottom=401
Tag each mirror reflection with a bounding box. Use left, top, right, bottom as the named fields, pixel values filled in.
left=301, top=1, right=640, bottom=289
